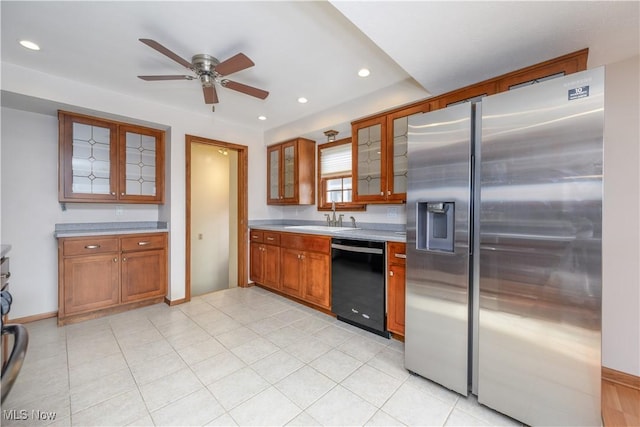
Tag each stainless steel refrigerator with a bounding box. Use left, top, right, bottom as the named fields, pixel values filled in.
left=405, top=67, right=603, bottom=426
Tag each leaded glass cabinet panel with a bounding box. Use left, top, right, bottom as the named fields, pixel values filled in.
left=268, top=147, right=280, bottom=201
left=352, top=116, right=386, bottom=203
left=283, top=144, right=295, bottom=199
left=123, top=131, right=157, bottom=197
left=392, top=116, right=409, bottom=195
left=71, top=122, right=113, bottom=195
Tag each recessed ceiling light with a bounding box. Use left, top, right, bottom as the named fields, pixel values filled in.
left=258, top=115, right=267, bottom=121
left=19, top=40, right=40, bottom=51
left=297, top=97, right=308, bottom=104
left=358, top=68, right=370, bottom=78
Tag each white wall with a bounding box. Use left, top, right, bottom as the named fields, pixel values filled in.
left=601, top=55, right=640, bottom=376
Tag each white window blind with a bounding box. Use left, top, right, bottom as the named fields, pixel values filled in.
left=320, top=143, right=351, bottom=178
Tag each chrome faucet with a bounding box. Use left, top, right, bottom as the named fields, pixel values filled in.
left=323, top=202, right=342, bottom=227
left=350, top=216, right=357, bottom=228
left=331, top=202, right=337, bottom=226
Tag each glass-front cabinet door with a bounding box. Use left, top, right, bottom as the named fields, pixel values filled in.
left=59, top=111, right=164, bottom=204
left=268, top=146, right=281, bottom=202
left=119, top=125, right=164, bottom=202
left=282, top=141, right=296, bottom=200
left=352, top=116, right=386, bottom=203
left=61, top=114, right=118, bottom=201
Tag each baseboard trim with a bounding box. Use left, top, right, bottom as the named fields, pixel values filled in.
left=164, top=297, right=187, bottom=306
left=8, top=311, right=58, bottom=324
left=602, top=366, right=640, bottom=390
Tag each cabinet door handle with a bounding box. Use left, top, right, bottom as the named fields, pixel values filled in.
left=113, top=258, right=118, bottom=263
left=122, top=257, right=127, bottom=262
left=121, top=192, right=125, bottom=196
left=84, top=244, right=101, bottom=249
left=137, top=241, right=151, bottom=246
left=380, top=191, right=384, bottom=196
left=111, top=192, right=116, bottom=196
left=394, top=253, right=407, bottom=259
left=1, top=272, right=11, bottom=279
left=387, top=190, right=391, bottom=196
left=390, top=270, right=394, bottom=277
left=266, top=237, right=275, bottom=241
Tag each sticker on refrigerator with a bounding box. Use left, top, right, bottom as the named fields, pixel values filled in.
left=568, top=85, right=589, bottom=100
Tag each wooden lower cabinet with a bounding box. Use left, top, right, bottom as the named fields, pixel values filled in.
left=250, top=229, right=331, bottom=310
left=281, top=248, right=304, bottom=297
left=58, top=232, right=167, bottom=325
left=250, top=230, right=281, bottom=290
left=62, top=254, right=120, bottom=315
left=121, top=249, right=166, bottom=302
left=299, top=251, right=330, bottom=308
left=387, top=242, right=406, bottom=336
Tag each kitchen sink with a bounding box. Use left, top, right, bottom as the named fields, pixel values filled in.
left=283, top=225, right=359, bottom=233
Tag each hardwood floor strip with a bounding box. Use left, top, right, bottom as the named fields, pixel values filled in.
left=603, top=366, right=640, bottom=390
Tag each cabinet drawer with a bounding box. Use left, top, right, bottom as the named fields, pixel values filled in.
left=62, top=237, right=119, bottom=256
left=387, top=242, right=407, bottom=265
left=121, top=233, right=166, bottom=251
left=263, top=231, right=280, bottom=245
left=280, top=233, right=330, bottom=253
left=249, top=230, right=264, bottom=243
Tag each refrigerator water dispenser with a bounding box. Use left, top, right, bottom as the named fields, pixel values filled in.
left=417, top=202, right=454, bottom=252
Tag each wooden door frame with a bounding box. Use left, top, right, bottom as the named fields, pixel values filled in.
left=185, top=134, right=249, bottom=302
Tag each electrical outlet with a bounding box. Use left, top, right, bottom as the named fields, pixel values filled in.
left=387, top=207, right=399, bottom=218
left=115, top=205, right=124, bottom=216
left=198, top=233, right=203, bottom=240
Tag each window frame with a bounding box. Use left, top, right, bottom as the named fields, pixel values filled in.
left=317, top=137, right=366, bottom=211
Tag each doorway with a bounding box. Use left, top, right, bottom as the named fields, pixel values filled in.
left=186, top=135, right=248, bottom=300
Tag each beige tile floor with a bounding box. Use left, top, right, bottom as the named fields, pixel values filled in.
left=2, top=286, right=522, bottom=426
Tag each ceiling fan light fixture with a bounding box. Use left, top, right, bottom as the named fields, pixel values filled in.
left=218, top=148, right=228, bottom=156
left=19, top=40, right=40, bottom=51
left=358, top=68, right=370, bottom=77
left=298, top=97, right=308, bottom=104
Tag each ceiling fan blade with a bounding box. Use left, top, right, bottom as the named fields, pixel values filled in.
left=203, top=85, right=219, bottom=104
left=139, top=38, right=193, bottom=70
left=214, top=53, right=255, bottom=76
left=138, top=75, right=194, bottom=81
left=221, top=80, right=269, bottom=100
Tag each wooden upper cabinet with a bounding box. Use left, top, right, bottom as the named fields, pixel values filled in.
left=432, top=48, right=589, bottom=110
left=59, top=111, right=165, bottom=204
left=353, top=103, right=430, bottom=204
left=267, top=137, right=315, bottom=205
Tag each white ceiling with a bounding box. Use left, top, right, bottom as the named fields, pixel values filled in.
left=1, top=1, right=638, bottom=137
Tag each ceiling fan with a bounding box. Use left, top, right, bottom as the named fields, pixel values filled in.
left=137, top=38, right=269, bottom=109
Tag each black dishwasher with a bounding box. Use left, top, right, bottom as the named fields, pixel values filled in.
left=331, top=238, right=389, bottom=338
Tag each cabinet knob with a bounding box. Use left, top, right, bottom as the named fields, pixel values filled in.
left=121, top=192, right=125, bottom=196
left=111, top=192, right=116, bottom=196
left=387, top=190, right=391, bottom=196
left=84, top=244, right=101, bottom=249
left=122, top=257, right=127, bottom=262
left=390, top=270, right=394, bottom=277
left=380, top=191, right=384, bottom=196
left=113, top=258, right=118, bottom=263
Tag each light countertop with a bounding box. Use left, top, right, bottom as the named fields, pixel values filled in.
left=250, top=224, right=406, bottom=243
left=54, top=222, right=169, bottom=238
